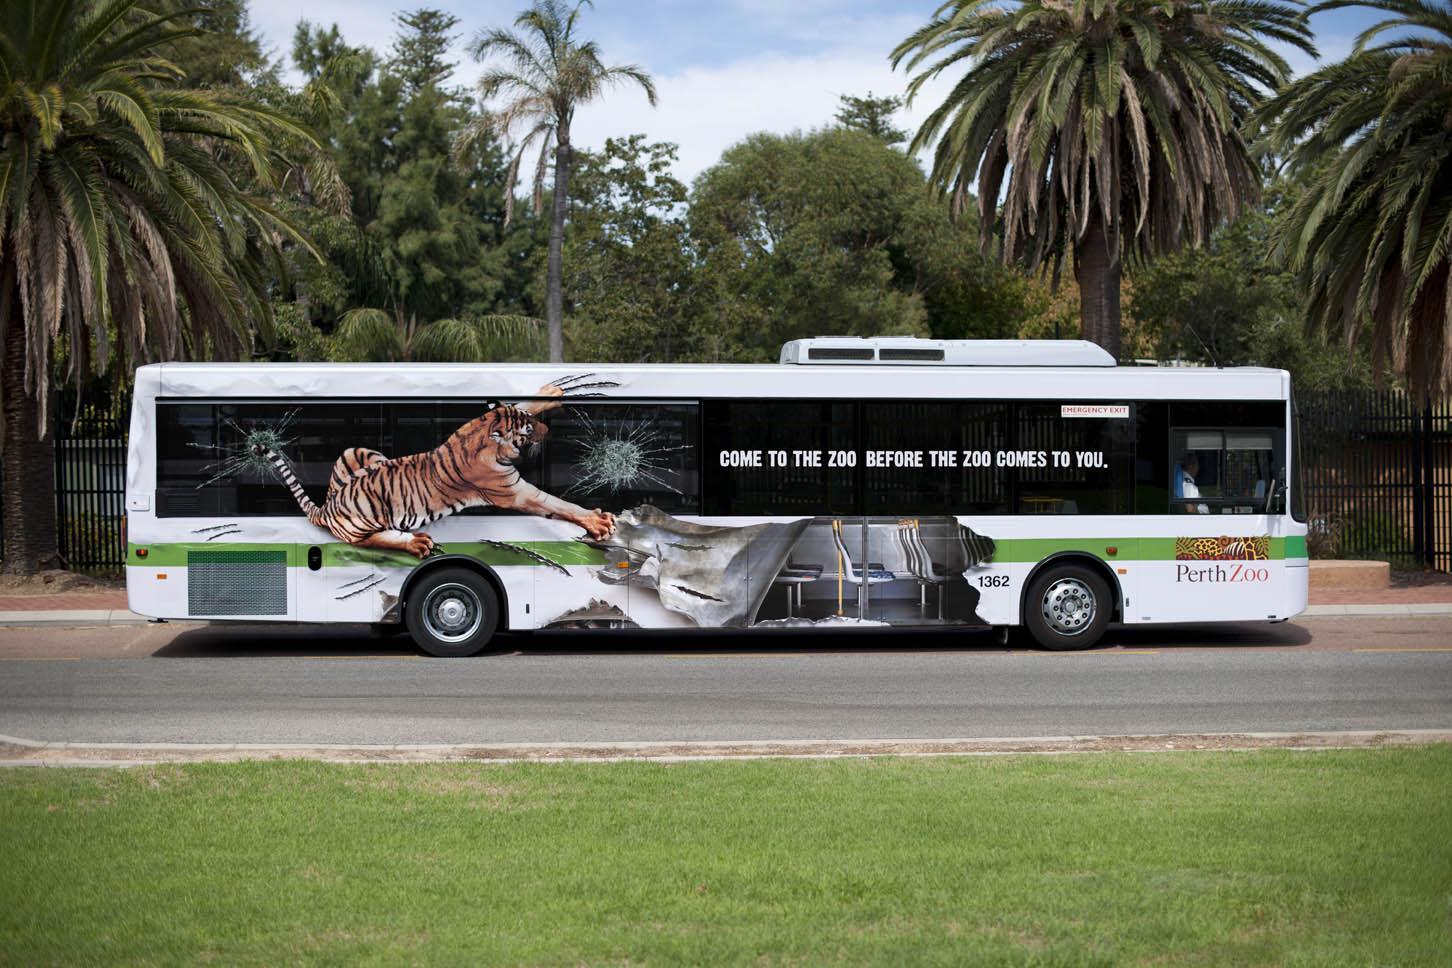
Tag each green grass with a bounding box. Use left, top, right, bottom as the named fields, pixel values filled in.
left=3, top=748, right=1450, bottom=966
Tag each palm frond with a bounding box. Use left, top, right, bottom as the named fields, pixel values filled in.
left=1258, top=0, right=1452, bottom=399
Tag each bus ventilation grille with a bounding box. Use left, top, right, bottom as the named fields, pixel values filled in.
left=186, top=549, right=288, bottom=616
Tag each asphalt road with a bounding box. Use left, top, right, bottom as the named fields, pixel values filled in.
left=0, top=617, right=1449, bottom=745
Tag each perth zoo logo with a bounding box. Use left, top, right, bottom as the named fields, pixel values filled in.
left=1173, top=536, right=1272, bottom=584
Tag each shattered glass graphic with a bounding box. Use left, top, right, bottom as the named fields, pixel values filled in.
left=189, top=410, right=301, bottom=488
left=564, top=408, right=693, bottom=498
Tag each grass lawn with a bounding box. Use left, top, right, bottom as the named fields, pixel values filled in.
left=2, top=747, right=1450, bottom=966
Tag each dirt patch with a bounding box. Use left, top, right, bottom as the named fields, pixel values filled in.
left=0, top=570, right=123, bottom=596
left=2, top=731, right=1448, bottom=766
left=1390, top=569, right=1452, bottom=589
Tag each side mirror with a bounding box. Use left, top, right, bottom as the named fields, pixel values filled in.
left=1265, top=479, right=1285, bottom=515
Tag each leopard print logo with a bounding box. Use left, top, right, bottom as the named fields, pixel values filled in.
left=1174, top=536, right=1271, bottom=561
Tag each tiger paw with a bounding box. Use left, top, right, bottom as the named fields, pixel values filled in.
left=579, top=510, right=615, bottom=539
left=405, top=532, right=436, bottom=558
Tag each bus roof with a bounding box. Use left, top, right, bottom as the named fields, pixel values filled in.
left=136, top=361, right=1291, bottom=402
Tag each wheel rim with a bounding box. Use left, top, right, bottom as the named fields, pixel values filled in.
left=421, top=583, right=483, bottom=643
left=1041, top=578, right=1096, bottom=635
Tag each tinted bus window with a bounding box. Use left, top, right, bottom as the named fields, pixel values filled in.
left=157, top=402, right=385, bottom=516
left=862, top=402, right=1009, bottom=514
left=703, top=401, right=857, bottom=515
left=1135, top=401, right=1170, bottom=514
left=538, top=402, right=701, bottom=516
left=156, top=399, right=702, bottom=518
left=1014, top=403, right=1133, bottom=514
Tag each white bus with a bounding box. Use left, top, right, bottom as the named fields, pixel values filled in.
left=124, top=338, right=1308, bottom=655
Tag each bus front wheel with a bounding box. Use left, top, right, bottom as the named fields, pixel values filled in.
left=1024, top=564, right=1110, bottom=651
left=405, top=568, right=500, bottom=657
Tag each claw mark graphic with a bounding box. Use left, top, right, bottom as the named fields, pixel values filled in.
left=479, top=539, right=570, bottom=576
left=551, top=372, right=621, bottom=397
left=336, top=576, right=387, bottom=600
left=337, top=572, right=381, bottom=590
left=190, top=523, right=242, bottom=540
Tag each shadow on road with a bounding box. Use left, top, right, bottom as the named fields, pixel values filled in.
left=147, top=619, right=1314, bottom=658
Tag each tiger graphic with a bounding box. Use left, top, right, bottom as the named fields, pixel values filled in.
left=257, top=381, right=614, bottom=558
left=1173, top=536, right=1272, bottom=561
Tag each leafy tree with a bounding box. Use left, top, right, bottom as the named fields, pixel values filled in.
left=330, top=308, right=543, bottom=361
left=460, top=0, right=658, bottom=363
left=1130, top=171, right=1374, bottom=386
left=1130, top=202, right=1294, bottom=365
left=891, top=0, right=1315, bottom=360
left=561, top=136, right=696, bottom=361
left=161, top=0, right=277, bottom=89
left=690, top=129, right=938, bottom=361
left=835, top=92, right=908, bottom=145
left=0, top=0, right=319, bottom=573
left=1256, top=0, right=1452, bottom=401
left=389, top=8, right=459, bottom=95
left=289, top=13, right=527, bottom=337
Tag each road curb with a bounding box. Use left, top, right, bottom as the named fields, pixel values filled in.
left=1301, top=603, right=1452, bottom=616
left=2, top=730, right=1449, bottom=766
left=0, top=610, right=149, bottom=627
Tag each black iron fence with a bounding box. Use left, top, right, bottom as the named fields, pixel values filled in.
left=3, top=387, right=1451, bottom=575
left=1297, top=389, right=1452, bottom=571
left=52, top=391, right=131, bottom=574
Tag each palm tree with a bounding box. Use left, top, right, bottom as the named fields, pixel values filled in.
left=458, top=0, right=656, bottom=363
left=0, top=0, right=319, bottom=573
left=891, top=0, right=1314, bottom=360
left=1257, top=0, right=1452, bottom=401
left=331, top=308, right=544, bottom=361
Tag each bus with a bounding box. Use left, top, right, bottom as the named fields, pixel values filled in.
left=123, top=337, right=1308, bottom=655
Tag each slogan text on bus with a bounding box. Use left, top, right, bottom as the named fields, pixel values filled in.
left=717, top=449, right=1108, bottom=469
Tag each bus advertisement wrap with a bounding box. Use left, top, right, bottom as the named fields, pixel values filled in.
left=123, top=350, right=1308, bottom=653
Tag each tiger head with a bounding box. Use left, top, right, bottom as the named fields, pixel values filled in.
left=457, top=401, right=550, bottom=468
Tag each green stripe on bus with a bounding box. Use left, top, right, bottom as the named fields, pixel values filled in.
left=994, top=536, right=1290, bottom=563
left=130, top=534, right=1298, bottom=568
left=127, top=542, right=307, bottom=567
left=127, top=541, right=607, bottom=568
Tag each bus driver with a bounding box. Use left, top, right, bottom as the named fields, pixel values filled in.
left=1179, top=454, right=1210, bottom=514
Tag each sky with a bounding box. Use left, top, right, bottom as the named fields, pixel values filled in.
left=247, top=0, right=1388, bottom=187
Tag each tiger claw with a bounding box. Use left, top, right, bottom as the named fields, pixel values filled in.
left=405, top=532, right=437, bottom=558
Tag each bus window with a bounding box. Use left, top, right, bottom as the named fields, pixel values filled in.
left=1013, top=403, right=1133, bottom=514
left=1170, top=428, right=1285, bottom=514
left=861, top=402, right=1009, bottom=515
left=1134, top=400, right=1171, bottom=514
left=538, top=401, right=700, bottom=515
left=703, top=401, right=856, bottom=516
left=156, top=402, right=385, bottom=516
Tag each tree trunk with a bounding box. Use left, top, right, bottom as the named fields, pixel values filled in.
left=1075, top=208, right=1122, bottom=362
left=546, top=128, right=572, bottom=364
left=1, top=303, right=60, bottom=575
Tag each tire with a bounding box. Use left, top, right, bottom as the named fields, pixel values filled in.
left=1023, top=563, right=1111, bottom=651
left=404, top=568, right=500, bottom=657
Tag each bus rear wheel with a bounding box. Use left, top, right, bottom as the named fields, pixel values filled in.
left=1024, top=564, right=1110, bottom=651
left=405, top=568, right=500, bottom=657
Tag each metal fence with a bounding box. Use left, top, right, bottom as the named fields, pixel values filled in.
left=53, top=391, right=131, bottom=575
left=1297, top=389, right=1452, bottom=571
left=0, top=391, right=130, bottom=574
left=5, top=387, right=1452, bottom=575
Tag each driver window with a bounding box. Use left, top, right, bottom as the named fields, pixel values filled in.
left=1170, top=429, right=1284, bottom=514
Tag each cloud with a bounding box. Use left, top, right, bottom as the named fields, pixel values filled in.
left=569, top=47, right=953, bottom=187
left=247, top=0, right=1347, bottom=196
